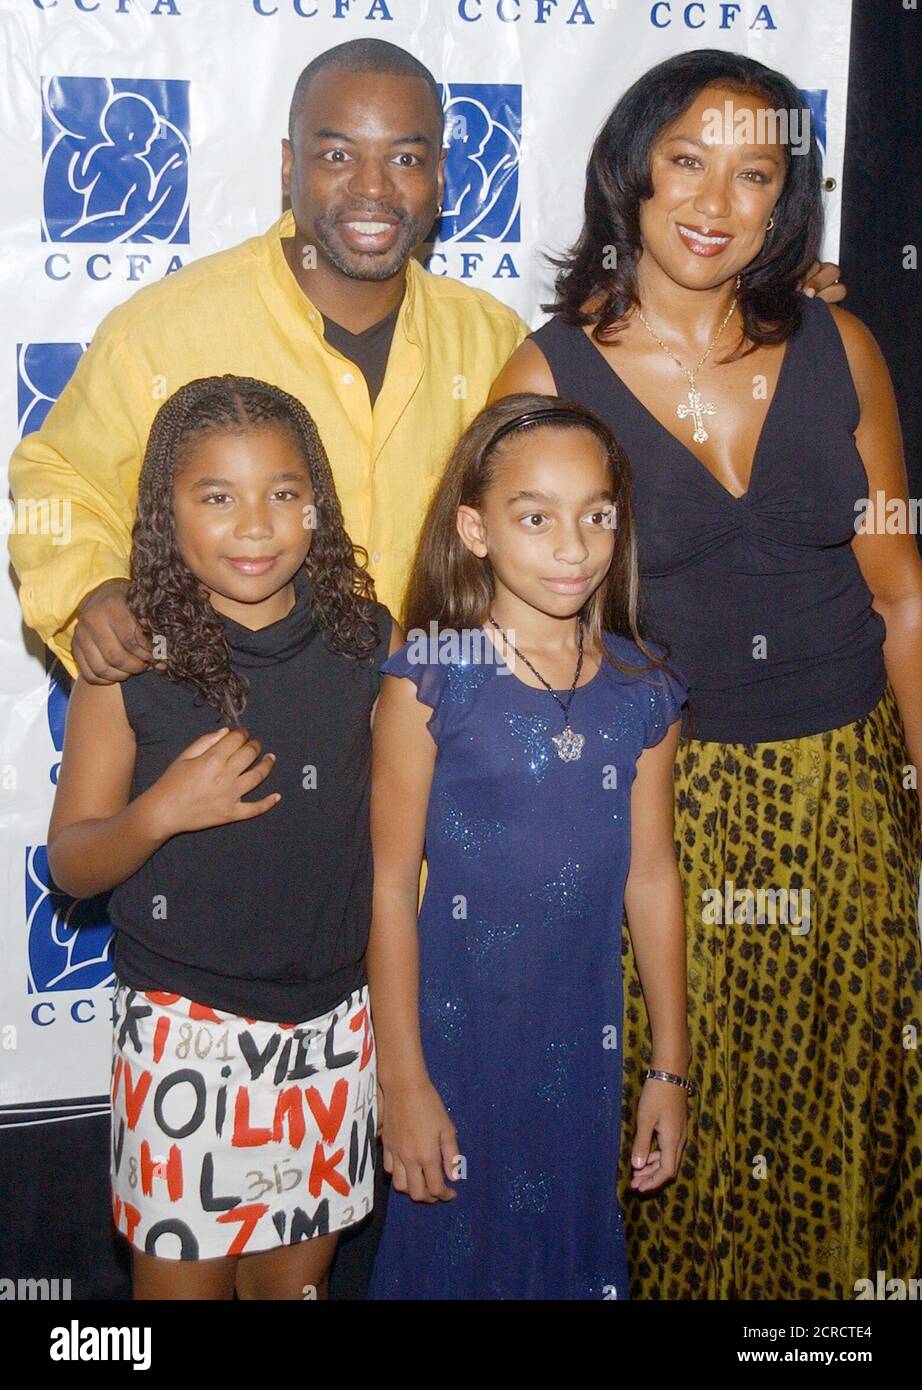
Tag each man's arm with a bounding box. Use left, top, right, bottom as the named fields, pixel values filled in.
left=8, top=322, right=156, bottom=677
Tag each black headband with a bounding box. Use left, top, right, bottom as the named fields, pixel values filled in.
left=485, top=405, right=609, bottom=455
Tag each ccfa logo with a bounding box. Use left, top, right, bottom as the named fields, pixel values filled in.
left=45, top=652, right=70, bottom=788
left=42, top=76, right=190, bottom=244
left=26, top=656, right=113, bottom=1017
left=17, top=343, right=86, bottom=436
left=26, top=657, right=112, bottom=1027
left=437, top=84, right=521, bottom=244
left=27, top=842, right=114, bottom=1015
left=800, top=89, right=827, bottom=163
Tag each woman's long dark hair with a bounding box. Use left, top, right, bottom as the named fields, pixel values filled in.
left=128, top=375, right=379, bottom=725
left=547, top=48, right=824, bottom=357
left=403, top=392, right=676, bottom=682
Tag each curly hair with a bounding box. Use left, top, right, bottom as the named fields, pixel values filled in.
left=546, top=48, right=824, bottom=358
left=127, top=375, right=379, bottom=725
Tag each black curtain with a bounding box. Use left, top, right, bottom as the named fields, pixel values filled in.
left=839, top=0, right=922, bottom=497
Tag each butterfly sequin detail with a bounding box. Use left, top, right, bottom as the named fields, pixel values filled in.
left=436, top=792, right=504, bottom=853
left=504, top=1166, right=551, bottom=1214
left=505, top=712, right=553, bottom=781
left=529, top=858, right=590, bottom=924
left=446, top=661, right=488, bottom=703
left=466, top=918, right=523, bottom=969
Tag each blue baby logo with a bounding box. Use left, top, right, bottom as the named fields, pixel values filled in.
left=26, top=843, right=114, bottom=996
left=437, top=83, right=521, bottom=244
left=46, top=651, right=69, bottom=787
left=28, top=653, right=115, bottom=993
left=42, top=76, right=190, bottom=244
left=17, top=343, right=86, bottom=435
left=800, top=89, right=827, bottom=162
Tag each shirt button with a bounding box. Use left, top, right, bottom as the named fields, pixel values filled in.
left=372, top=552, right=382, bottom=565
left=308, top=312, right=316, bottom=323
left=343, top=372, right=354, bottom=385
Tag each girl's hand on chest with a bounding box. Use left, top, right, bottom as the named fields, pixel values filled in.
left=146, top=726, right=281, bottom=837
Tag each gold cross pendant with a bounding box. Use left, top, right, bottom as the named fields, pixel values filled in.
left=677, top=388, right=718, bottom=444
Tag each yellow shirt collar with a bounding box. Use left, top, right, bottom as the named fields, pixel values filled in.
left=266, top=208, right=421, bottom=346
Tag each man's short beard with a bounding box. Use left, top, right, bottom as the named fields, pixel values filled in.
left=313, top=211, right=426, bottom=282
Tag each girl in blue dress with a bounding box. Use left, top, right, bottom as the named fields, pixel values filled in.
left=366, top=393, right=691, bottom=1300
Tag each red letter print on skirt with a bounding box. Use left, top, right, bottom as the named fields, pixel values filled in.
left=109, top=983, right=376, bottom=1260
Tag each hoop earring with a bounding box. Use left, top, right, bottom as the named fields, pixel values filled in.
left=435, top=203, right=443, bottom=217
left=766, top=217, right=774, bottom=230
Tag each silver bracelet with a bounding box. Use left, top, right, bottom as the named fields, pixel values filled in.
left=643, top=1067, right=694, bottom=1098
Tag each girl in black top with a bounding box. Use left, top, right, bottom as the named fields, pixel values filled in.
left=48, top=376, right=394, bottom=1299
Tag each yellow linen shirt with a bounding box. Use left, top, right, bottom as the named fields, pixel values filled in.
left=8, top=209, right=529, bottom=676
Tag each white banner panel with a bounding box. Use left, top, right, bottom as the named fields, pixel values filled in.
left=0, top=0, right=853, bottom=1109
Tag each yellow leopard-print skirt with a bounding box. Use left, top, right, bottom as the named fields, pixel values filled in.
left=619, top=682, right=922, bottom=1299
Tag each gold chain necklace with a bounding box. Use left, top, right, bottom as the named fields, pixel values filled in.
left=636, top=274, right=741, bottom=444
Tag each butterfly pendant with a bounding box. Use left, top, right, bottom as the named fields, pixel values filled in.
left=552, top=726, right=585, bottom=762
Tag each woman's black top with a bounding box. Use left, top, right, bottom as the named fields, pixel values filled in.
left=530, top=296, right=887, bottom=743
left=109, top=565, right=393, bottom=1022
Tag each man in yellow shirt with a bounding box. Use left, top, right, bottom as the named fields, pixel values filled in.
left=8, top=38, right=528, bottom=682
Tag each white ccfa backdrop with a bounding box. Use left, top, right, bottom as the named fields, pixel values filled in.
left=0, top=0, right=853, bottom=1114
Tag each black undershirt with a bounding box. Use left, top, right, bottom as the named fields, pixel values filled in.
left=322, top=296, right=403, bottom=406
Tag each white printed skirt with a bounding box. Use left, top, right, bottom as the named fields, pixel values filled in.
left=109, top=980, right=376, bottom=1261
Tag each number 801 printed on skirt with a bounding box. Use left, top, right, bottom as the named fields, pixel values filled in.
left=109, top=982, right=376, bottom=1260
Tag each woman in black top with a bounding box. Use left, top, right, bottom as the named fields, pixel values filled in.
left=492, top=50, right=922, bottom=1300
left=47, top=376, right=395, bottom=1299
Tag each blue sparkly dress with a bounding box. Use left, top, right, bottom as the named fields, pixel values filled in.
left=367, top=628, right=688, bottom=1301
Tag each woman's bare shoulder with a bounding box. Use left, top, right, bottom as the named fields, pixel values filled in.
left=488, top=336, right=558, bottom=402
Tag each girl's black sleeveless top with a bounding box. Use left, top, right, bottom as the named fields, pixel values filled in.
left=108, top=564, right=393, bottom=1022
left=530, top=296, right=887, bottom=743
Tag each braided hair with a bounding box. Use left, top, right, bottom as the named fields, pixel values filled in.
left=127, top=374, right=379, bottom=726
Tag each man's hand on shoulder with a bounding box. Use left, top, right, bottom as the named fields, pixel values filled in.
left=72, top=578, right=154, bottom=684
left=801, top=260, right=846, bottom=304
